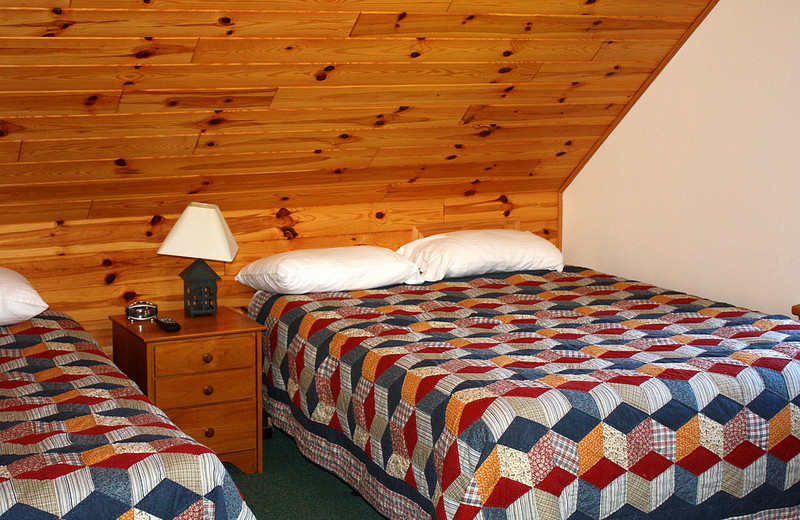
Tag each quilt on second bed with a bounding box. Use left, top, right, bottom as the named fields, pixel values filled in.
left=251, top=266, right=800, bottom=520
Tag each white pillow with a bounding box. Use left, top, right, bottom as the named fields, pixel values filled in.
left=235, top=245, right=421, bottom=294
left=0, top=267, right=49, bottom=326
left=397, top=229, right=563, bottom=282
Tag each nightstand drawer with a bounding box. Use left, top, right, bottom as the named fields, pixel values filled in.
left=154, top=335, right=256, bottom=377
left=154, top=368, right=254, bottom=409
left=167, top=400, right=257, bottom=454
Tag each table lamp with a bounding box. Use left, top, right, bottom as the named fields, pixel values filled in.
left=157, top=202, right=238, bottom=317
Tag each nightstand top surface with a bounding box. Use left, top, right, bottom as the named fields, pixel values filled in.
left=792, top=304, right=800, bottom=320
left=109, top=306, right=265, bottom=343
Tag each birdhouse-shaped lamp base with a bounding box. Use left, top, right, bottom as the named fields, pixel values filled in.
left=179, top=259, right=221, bottom=317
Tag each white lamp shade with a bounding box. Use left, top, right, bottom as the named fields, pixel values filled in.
left=157, top=202, right=239, bottom=262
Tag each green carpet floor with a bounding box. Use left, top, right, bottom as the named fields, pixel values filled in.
left=224, top=429, right=387, bottom=520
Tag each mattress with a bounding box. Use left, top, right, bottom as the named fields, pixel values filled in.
left=250, top=266, right=800, bottom=520
left=0, top=311, right=254, bottom=520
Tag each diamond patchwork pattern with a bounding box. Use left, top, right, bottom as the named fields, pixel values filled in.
left=254, top=267, right=800, bottom=520
left=0, top=312, right=253, bottom=520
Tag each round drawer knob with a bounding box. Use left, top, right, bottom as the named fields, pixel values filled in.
left=203, top=385, right=214, bottom=396
left=202, top=353, right=214, bottom=364
left=204, top=428, right=215, bottom=438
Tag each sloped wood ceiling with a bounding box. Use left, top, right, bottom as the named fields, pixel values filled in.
left=0, top=0, right=717, bottom=348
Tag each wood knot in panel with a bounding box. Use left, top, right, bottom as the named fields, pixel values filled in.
left=0, top=120, right=24, bottom=138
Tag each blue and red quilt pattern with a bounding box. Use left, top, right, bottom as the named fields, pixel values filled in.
left=0, top=311, right=254, bottom=520
left=252, top=266, right=800, bottom=520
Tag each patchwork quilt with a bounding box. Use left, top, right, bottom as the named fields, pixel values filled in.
left=0, top=311, right=254, bottom=520
left=251, top=267, right=800, bottom=520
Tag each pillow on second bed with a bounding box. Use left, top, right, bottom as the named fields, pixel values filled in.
left=0, top=267, right=49, bottom=326
left=397, top=229, right=564, bottom=282
left=235, top=245, right=421, bottom=294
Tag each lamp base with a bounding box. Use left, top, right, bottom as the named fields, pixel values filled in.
left=179, top=258, right=221, bottom=317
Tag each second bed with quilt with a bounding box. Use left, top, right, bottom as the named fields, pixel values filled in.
left=248, top=266, right=800, bottom=520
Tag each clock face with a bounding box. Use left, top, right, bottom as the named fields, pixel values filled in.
left=126, top=301, right=158, bottom=321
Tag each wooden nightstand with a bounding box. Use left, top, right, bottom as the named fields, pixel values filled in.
left=792, top=304, right=800, bottom=320
left=110, top=307, right=266, bottom=474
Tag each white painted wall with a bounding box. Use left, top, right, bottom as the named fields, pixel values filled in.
left=562, top=0, right=800, bottom=316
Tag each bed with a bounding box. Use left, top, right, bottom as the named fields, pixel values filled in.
left=246, top=261, right=800, bottom=520
left=0, top=309, right=255, bottom=520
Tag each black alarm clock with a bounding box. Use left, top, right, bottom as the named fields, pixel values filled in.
left=126, top=301, right=158, bottom=321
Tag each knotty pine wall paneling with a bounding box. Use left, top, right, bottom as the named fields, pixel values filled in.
left=0, top=0, right=718, bottom=351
